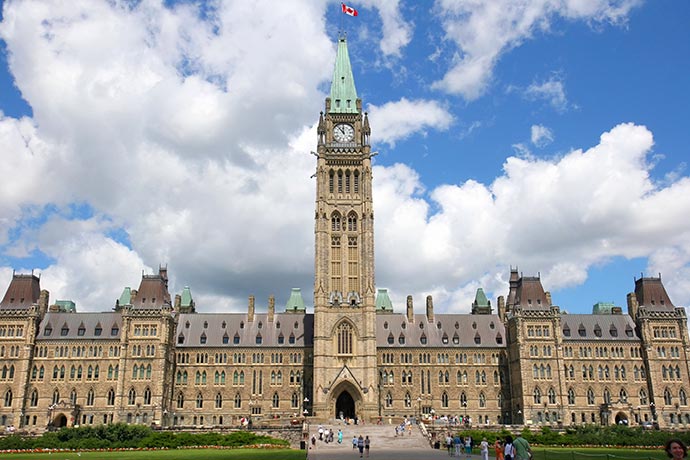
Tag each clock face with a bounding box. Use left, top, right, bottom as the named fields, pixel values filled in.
left=333, top=123, right=355, bottom=143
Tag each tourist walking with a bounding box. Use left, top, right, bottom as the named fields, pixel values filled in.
left=480, top=437, right=489, bottom=460
left=504, top=436, right=514, bottom=460
left=513, top=433, right=531, bottom=460
left=365, top=435, right=371, bottom=457
left=338, top=429, right=343, bottom=444
left=465, top=436, right=472, bottom=458
left=357, top=435, right=365, bottom=458
left=494, top=439, right=504, bottom=460
left=454, top=434, right=462, bottom=457
left=353, top=435, right=358, bottom=449
left=447, top=434, right=454, bottom=456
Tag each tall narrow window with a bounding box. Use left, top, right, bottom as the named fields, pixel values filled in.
left=337, top=322, right=353, bottom=355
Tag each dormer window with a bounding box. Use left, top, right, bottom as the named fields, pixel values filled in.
left=200, top=333, right=207, bottom=344
left=233, top=333, right=240, bottom=344
left=111, top=326, right=119, bottom=336
left=276, top=321, right=281, bottom=329
left=398, top=334, right=405, bottom=345
left=203, top=321, right=208, bottom=329
left=578, top=324, right=586, bottom=337
left=94, top=325, right=102, bottom=336
left=277, top=334, right=284, bottom=344
left=453, top=334, right=460, bottom=345
left=335, top=99, right=341, bottom=108
left=61, top=325, right=69, bottom=336
left=240, top=322, right=244, bottom=329
left=222, top=321, right=226, bottom=328
left=44, top=326, right=52, bottom=336
left=594, top=324, right=602, bottom=337
left=563, top=325, right=571, bottom=337
left=78, top=326, right=86, bottom=336
left=178, top=334, right=184, bottom=344
left=474, top=333, right=481, bottom=344
left=222, top=333, right=229, bottom=345
left=609, top=325, right=618, bottom=337
left=255, top=334, right=262, bottom=345
left=496, top=334, right=503, bottom=344
left=185, top=321, right=190, bottom=329
left=289, top=333, right=295, bottom=344
left=258, top=321, right=263, bottom=329
left=346, top=100, right=351, bottom=108
left=420, top=334, right=427, bottom=345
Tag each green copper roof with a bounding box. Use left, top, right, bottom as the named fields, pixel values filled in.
left=329, top=37, right=358, bottom=113
left=285, top=288, right=306, bottom=312
left=118, top=287, right=132, bottom=306
left=376, top=288, right=393, bottom=312
left=593, top=302, right=616, bottom=314
left=55, top=300, right=76, bottom=312
left=474, top=288, right=490, bottom=307
left=180, top=286, right=193, bottom=307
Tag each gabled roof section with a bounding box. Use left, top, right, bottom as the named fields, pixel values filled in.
left=513, top=274, right=550, bottom=310
left=635, top=276, right=674, bottom=311
left=285, top=288, right=306, bottom=312
left=37, top=312, right=122, bottom=340
left=561, top=314, right=639, bottom=341
left=1, top=271, right=41, bottom=310
left=329, top=36, right=358, bottom=114
left=376, top=289, right=393, bottom=312
left=132, top=267, right=171, bottom=309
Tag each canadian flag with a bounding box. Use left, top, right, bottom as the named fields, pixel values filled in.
left=342, top=3, right=358, bottom=17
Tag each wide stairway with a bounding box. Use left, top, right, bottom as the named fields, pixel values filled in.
left=305, top=420, right=438, bottom=458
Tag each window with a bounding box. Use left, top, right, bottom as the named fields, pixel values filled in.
left=216, top=393, right=223, bottom=409
left=196, top=393, right=204, bottom=409
left=337, top=322, right=353, bottom=355
left=128, top=388, right=136, bottom=405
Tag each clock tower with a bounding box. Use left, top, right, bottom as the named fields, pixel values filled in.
left=312, top=36, right=378, bottom=420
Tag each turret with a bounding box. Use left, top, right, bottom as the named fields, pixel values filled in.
left=406, top=295, right=414, bottom=323
left=248, top=295, right=255, bottom=322
left=426, top=295, right=434, bottom=322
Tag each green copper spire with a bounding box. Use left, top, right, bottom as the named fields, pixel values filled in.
left=375, top=289, right=393, bottom=312
left=285, top=288, right=306, bottom=312
left=329, top=36, right=358, bottom=114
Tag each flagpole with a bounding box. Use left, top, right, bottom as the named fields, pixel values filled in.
left=340, top=3, right=344, bottom=37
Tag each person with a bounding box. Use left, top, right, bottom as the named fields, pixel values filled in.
left=454, top=433, right=462, bottom=457
left=666, top=439, right=688, bottom=460
left=447, top=433, right=454, bottom=456
left=338, top=428, right=343, bottom=444
left=365, top=435, right=371, bottom=457
left=480, top=437, right=489, bottom=460
left=513, top=433, right=531, bottom=460
left=504, top=436, right=514, bottom=460
left=318, top=425, right=324, bottom=441
left=357, top=435, right=365, bottom=458
left=353, top=435, right=358, bottom=449
left=465, top=436, right=472, bottom=458
left=311, top=434, right=316, bottom=448
left=495, top=439, right=504, bottom=460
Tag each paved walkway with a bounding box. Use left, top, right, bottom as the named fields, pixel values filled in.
left=305, top=421, right=481, bottom=460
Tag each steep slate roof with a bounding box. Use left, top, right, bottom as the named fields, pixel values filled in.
left=175, top=313, right=313, bottom=348
left=0, top=273, right=41, bottom=310
left=37, top=312, right=122, bottom=340
left=513, top=276, right=551, bottom=310
left=376, top=313, right=506, bottom=348
left=131, top=272, right=171, bottom=309
left=561, top=314, right=639, bottom=341
left=329, top=37, right=358, bottom=114
left=635, top=276, right=675, bottom=311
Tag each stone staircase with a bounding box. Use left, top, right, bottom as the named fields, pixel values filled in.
left=306, top=419, right=431, bottom=455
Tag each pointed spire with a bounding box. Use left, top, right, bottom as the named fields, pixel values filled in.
left=329, top=36, right=358, bottom=114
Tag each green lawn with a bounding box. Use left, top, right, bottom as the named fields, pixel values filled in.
left=529, top=446, right=666, bottom=460
left=0, top=448, right=306, bottom=460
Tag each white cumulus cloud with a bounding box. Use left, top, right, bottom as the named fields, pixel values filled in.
left=531, top=124, right=554, bottom=147
left=367, top=98, right=454, bottom=147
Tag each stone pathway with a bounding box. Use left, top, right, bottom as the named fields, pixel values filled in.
left=305, top=421, right=481, bottom=460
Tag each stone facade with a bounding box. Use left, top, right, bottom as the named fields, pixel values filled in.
left=1, top=37, right=689, bottom=432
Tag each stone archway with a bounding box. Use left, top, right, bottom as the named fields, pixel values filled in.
left=336, top=390, right=356, bottom=419
left=53, top=413, right=68, bottom=428
left=615, top=411, right=629, bottom=425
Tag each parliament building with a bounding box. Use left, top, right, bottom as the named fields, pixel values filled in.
left=1, top=38, right=689, bottom=432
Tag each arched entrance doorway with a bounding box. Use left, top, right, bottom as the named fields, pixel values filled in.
left=336, top=391, right=356, bottom=419
left=615, top=412, right=629, bottom=425
left=53, top=413, right=67, bottom=428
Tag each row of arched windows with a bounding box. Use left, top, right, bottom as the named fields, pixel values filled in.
left=328, top=169, right=360, bottom=195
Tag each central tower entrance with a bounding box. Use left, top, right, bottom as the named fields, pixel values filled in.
left=336, top=391, right=356, bottom=419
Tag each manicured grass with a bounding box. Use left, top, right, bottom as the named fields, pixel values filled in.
left=0, top=448, right=305, bottom=460
left=529, top=446, right=666, bottom=460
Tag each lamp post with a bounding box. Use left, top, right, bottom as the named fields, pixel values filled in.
left=430, top=408, right=435, bottom=428
left=517, top=409, right=522, bottom=425
left=462, top=401, right=467, bottom=425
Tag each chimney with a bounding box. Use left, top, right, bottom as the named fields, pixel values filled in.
left=38, top=289, right=50, bottom=317
left=406, top=295, right=414, bottom=323
left=545, top=291, right=552, bottom=306
left=426, top=295, right=434, bottom=322
left=248, top=295, right=255, bottom=322
left=174, top=294, right=181, bottom=311
left=268, top=295, right=275, bottom=322
left=498, top=296, right=505, bottom=322
left=627, top=292, right=639, bottom=321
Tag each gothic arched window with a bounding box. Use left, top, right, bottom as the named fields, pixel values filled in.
left=337, top=322, right=353, bottom=355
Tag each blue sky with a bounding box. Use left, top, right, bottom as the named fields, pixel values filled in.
left=1, top=0, right=689, bottom=315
